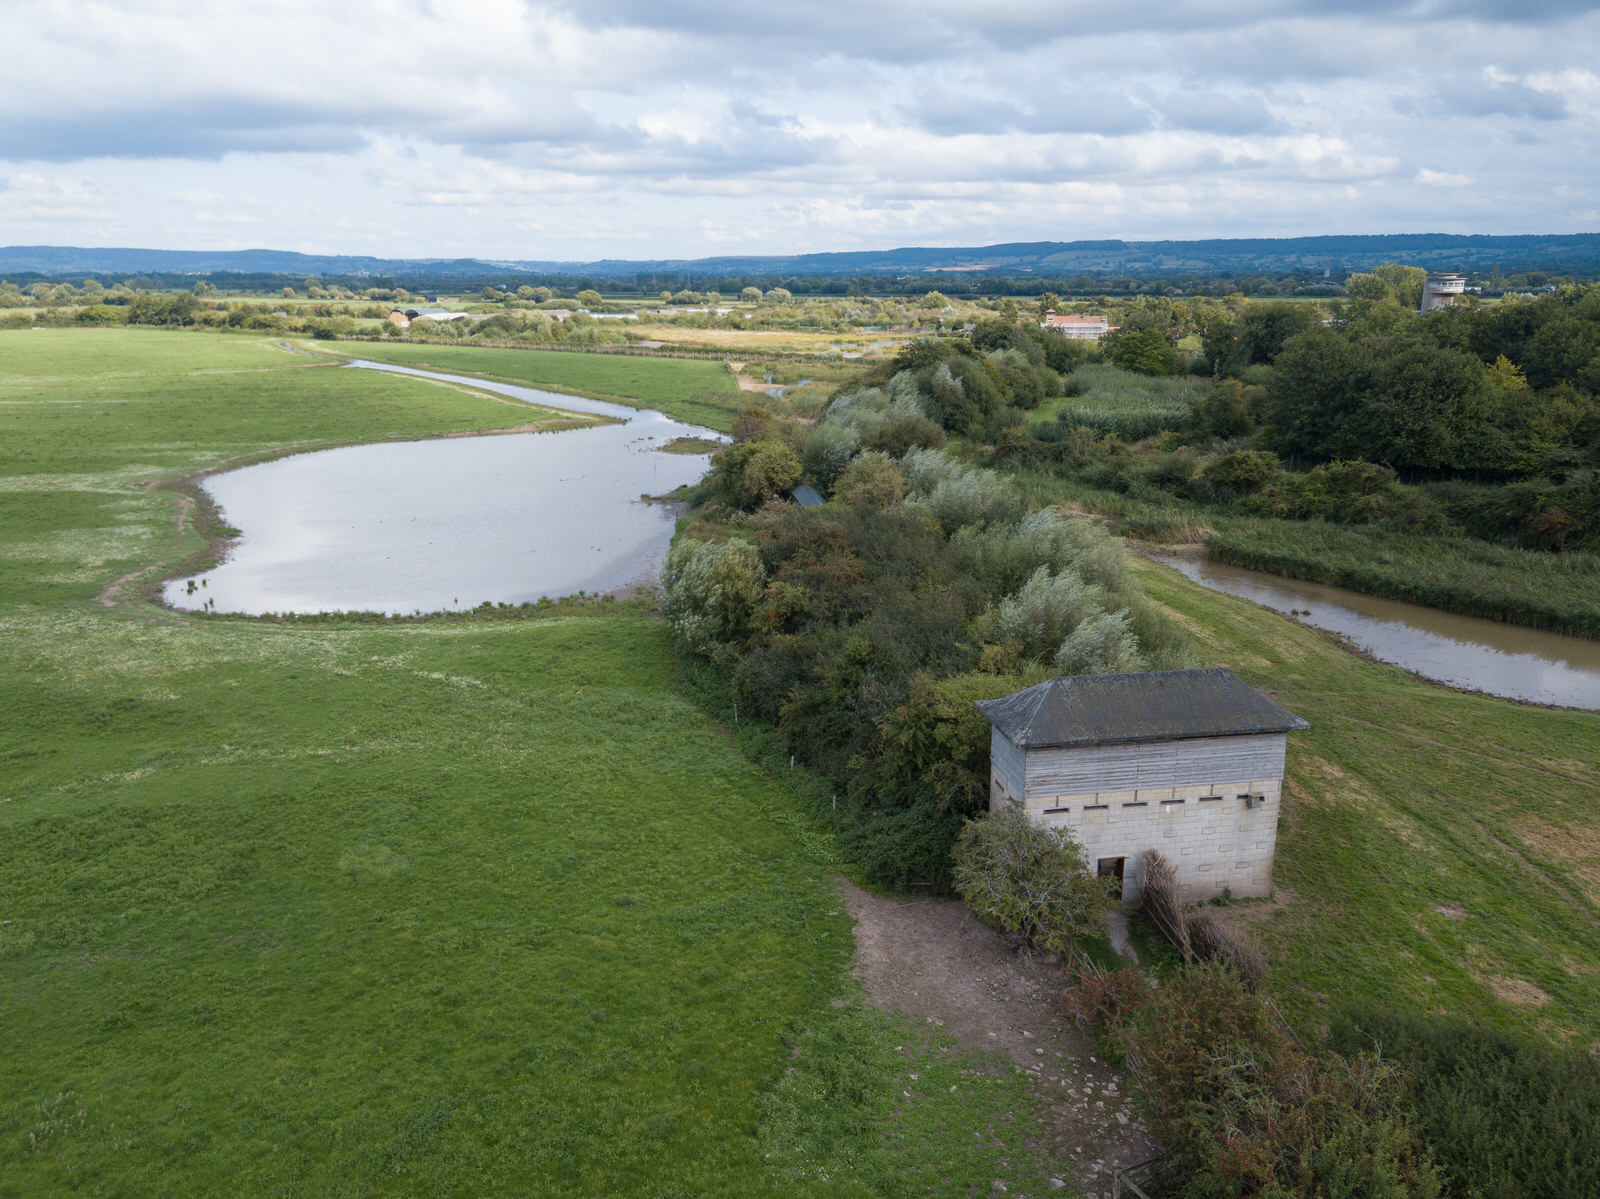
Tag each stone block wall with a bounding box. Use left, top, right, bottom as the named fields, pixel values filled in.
left=995, top=777, right=1280, bottom=903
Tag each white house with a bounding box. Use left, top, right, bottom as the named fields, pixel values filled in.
left=1040, top=311, right=1116, bottom=340
left=976, top=668, right=1308, bottom=904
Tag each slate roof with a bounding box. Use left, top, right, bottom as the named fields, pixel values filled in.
left=975, top=667, right=1309, bottom=749
left=790, top=483, right=826, bottom=507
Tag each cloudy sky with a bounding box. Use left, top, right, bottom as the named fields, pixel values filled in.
left=4, top=0, right=1598, bottom=260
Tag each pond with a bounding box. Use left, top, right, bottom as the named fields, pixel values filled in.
left=1156, top=552, right=1600, bottom=710
left=164, top=361, right=719, bottom=615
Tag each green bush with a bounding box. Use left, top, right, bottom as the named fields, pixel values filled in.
left=1135, top=962, right=1442, bottom=1199
left=1329, top=1006, right=1600, bottom=1199
left=1199, top=449, right=1283, bottom=498
left=951, top=807, right=1110, bottom=954
left=659, top=538, right=767, bottom=657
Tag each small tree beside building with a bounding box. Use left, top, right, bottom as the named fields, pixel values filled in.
left=951, top=806, right=1111, bottom=955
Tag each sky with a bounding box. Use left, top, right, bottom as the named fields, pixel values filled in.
left=3, top=0, right=1598, bottom=261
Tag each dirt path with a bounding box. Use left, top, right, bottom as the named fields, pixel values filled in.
left=838, top=880, right=1158, bottom=1192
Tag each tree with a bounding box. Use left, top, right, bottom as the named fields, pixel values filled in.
left=952, top=807, right=1110, bottom=954
left=576, top=289, right=603, bottom=309
left=659, top=539, right=767, bottom=657
left=1346, top=263, right=1427, bottom=310
left=710, top=439, right=803, bottom=509
left=1108, top=327, right=1181, bottom=376
left=739, top=286, right=762, bottom=304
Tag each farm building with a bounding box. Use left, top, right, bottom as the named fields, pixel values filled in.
left=976, top=668, right=1308, bottom=904
left=1040, top=311, right=1116, bottom=340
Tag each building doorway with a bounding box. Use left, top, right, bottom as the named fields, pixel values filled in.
left=1097, top=856, right=1127, bottom=901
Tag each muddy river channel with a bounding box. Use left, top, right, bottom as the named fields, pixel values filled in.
left=1157, top=553, right=1600, bottom=710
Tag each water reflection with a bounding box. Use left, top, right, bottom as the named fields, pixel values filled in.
left=1156, top=553, right=1600, bottom=710
left=165, top=362, right=719, bottom=615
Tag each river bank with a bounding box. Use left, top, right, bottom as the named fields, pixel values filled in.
left=1151, top=548, right=1600, bottom=710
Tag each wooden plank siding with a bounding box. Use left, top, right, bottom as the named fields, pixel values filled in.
left=990, top=727, right=1026, bottom=804
left=1022, top=733, right=1286, bottom=801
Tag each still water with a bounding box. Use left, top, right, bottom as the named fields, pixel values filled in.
left=1156, top=553, right=1600, bottom=710
left=164, top=361, right=718, bottom=615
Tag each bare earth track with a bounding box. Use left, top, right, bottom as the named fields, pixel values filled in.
left=838, top=880, right=1157, bottom=1194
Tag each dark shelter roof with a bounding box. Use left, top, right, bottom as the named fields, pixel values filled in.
left=789, top=483, right=826, bottom=507
left=975, top=667, right=1310, bottom=749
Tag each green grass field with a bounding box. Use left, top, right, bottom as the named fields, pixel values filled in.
left=1135, top=557, right=1600, bottom=1044
left=0, top=328, right=1062, bottom=1197
left=330, top=341, right=746, bottom=431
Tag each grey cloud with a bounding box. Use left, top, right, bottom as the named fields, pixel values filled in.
left=550, top=0, right=1599, bottom=60
left=1408, top=75, right=1570, bottom=121
left=1412, top=0, right=1600, bottom=21
left=898, top=90, right=1153, bottom=138
left=538, top=106, right=835, bottom=180
left=1157, top=92, right=1283, bottom=136
left=0, top=103, right=370, bottom=162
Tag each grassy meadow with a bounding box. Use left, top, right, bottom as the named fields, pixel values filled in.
left=1134, top=557, right=1600, bottom=1043
left=326, top=340, right=746, bottom=432
left=0, top=328, right=1062, bottom=1197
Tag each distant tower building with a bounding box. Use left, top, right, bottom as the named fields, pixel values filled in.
left=1420, top=272, right=1466, bottom=313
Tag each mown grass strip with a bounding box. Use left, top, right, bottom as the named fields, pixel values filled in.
left=330, top=340, right=745, bottom=430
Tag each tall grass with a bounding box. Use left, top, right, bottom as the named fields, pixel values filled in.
left=1207, top=521, right=1600, bottom=639
left=1002, top=465, right=1600, bottom=639
left=1032, top=363, right=1199, bottom=440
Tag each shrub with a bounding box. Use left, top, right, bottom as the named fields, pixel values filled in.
left=847, top=803, right=967, bottom=892
left=873, top=672, right=1018, bottom=817
left=1328, top=1007, right=1600, bottom=1199
left=860, top=410, right=946, bottom=457
left=1139, top=851, right=1266, bottom=988
left=659, top=538, right=767, bottom=657
left=1061, top=960, right=1150, bottom=1063
left=913, top=470, right=1023, bottom=532
left=1199, top=449, right=1283, bottom=499
left=1135, top=962, right=1442, bottom=1199
left=709, top=438, right=803, bottom=509
left=983, top=566, right=1110, bottom=662
left=1186, top=908, right=1266, bottom=992
left=1054, top=609, right=1147, bottom=676
left=1016, top=509, right=1133, bottom=595
left=901, top=446, right=963, bottom=496
left=947, top=509, right=1130, bottom=599
left=802, top=422, right=860, bottom=489
left=951, top=807, right=1111, bottom=954
left=832, top=450, right=905, bottom=508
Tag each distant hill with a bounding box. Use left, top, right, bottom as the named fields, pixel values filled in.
left=4, top=233, right=1598, bottom=281
left=0, top=246, right=498, bottom=277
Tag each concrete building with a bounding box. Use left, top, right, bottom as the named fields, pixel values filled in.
left=1419, top=273, right=1466, bottom=313
left=976, top=668, right=1308, bottom=904
left=1040, top=311, right=1115, bottom=340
